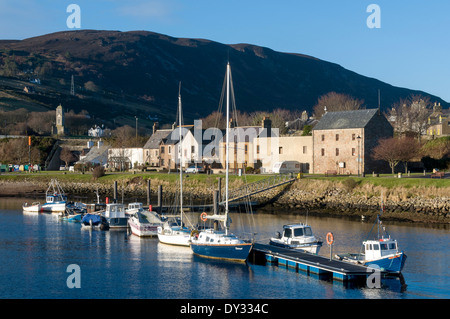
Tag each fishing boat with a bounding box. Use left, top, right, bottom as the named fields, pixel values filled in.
left=190, top=63, right=253, bottom=262
left=129, top=209, right=166, bottom=237
left=102, top=203, right=128, bottom=229
left=157, top=83, right=195, bottom=246
left=335, top=208, right=407, bottom=274
left=22, top=179, right=67, bottom=213
left=269, top=223, right=322, bottom=254
left=81, top=213, right=110, bottom=230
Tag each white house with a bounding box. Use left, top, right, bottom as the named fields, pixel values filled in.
left=108, top=147, right=144, bottom=170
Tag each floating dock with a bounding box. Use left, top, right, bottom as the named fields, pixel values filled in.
left=251, top=243, right=373, bottom=282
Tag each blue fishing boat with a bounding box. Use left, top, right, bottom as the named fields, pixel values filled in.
left=190, top=63, right=253, bottom=262
left=335, top=206, right=407, bottom=274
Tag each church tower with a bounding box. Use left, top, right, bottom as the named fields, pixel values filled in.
left=56, top=104, right=65, bottom=136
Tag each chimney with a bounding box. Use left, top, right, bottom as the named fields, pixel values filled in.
left=262, top=116, right=272, bottom=138
left=153, top=122, right=159, bottom=134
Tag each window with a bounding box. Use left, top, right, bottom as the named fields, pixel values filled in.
left=256, top=145, right=260, bottom=154
left=389, top=243, right=397, bottom=249
left=321, top=148, right=325, bottom=156
left=352, top=133, right=356, bottom=140
left=211, top=148, right=215, bottom=156
left=303, top=146, right=307, bottom=154
left=352, top=148, right=356, bottom=156
left=168, top=146, right=171, bottom=154
left=336, top=134, right=339, bottom=141
left=283, top=229, right=292, bottom=238
left=245, top=144, right=248, bottom=154
left=373, top=244, right=380, bottom=250
left=293, top=228, right=304, bottom=236
left=191, top=145, right=195, bottom=153
left=336, top=148, right=339, bottom=156
left=279, top=147, right=283, bottom=154
left=161, top=146, right=165, bottom=154
left=321, top=134, right=325, bottom=141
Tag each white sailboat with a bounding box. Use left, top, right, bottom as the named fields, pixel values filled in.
left=157, top=83, right=193, bottom=246
left=190, top=63, right=253, bottom=262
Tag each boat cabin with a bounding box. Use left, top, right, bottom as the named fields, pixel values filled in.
left=128, top=202, right=143, bottom=211
left=105, top=203, right=126, bottom=218
left=363, top=237, right=399, bottom=261
left=46, top=193, right=67, bottom=203
left=277, top=224, right=315, bottom=243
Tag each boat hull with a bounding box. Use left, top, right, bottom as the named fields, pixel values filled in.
left=157, top=226, right=191, bottom=246
left=129, top=220, right=159, bottom=237
left=107, top=217, right=129, bottom=229
left=365, top=252, right=407, bottom=274
left=190, top=242, right=253, bottom=262
left=269, top=239, right=322, bottom=254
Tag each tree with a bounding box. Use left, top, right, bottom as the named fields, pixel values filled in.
left=396, top=137, right=421, bottom=173
left=387, top=94, right=431, bottom=140
left=313, top=92, right=364, bottom=118
left=60, top=147, right=76, bottom=168
left=371, top=138, right=402, bottom=174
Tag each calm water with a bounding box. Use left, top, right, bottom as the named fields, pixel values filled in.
left=0, top=197, right=449, bottom=300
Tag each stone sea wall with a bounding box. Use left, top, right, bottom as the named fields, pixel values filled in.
left=1, top=177, right=449, bottom=224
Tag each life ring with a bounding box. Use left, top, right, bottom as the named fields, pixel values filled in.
left=326, top=232, right=334, bottom=245
left=200, top=212, right=208, bottom=222
left=190, top=229, right=200, bottom=237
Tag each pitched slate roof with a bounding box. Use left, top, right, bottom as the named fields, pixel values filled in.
left=143, top=129, right=172, bottom=149
left=313, top=109, right=379, bottom=130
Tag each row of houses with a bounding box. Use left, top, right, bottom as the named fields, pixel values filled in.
left=75, top=108, right=395, bottom=175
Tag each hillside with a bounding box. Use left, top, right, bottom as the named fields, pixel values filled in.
left=0, top=29, right=448, bottom=129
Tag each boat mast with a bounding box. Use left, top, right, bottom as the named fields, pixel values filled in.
left=225, top=62, right=230, bottom=234
left=178, top=82, right=183, bottom=223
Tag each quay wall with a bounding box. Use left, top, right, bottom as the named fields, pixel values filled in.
left=1, top=176, right=449, bottom=224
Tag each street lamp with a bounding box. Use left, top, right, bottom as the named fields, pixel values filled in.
left=135, top=116, right=138, bottom=146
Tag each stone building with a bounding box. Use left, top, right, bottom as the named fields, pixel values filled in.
left=427, top=103, right=450, bottom=137
left=312, top=109, right=393, bottom=175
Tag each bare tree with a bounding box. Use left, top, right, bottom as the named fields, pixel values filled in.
left=396, top=137, right=421, bottom=173
left=387, top=94, right=431, bottom=140
left=372, top=138, right=402, bottom=174
left=313, top=92, right=364, bottom=118
left=60, top=147, right=76, bottom=168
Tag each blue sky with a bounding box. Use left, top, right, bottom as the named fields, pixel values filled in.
left=0, top=0, right=449, bottom=102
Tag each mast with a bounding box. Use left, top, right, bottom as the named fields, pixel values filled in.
left=225, top=63, right=230, bottom=234
left=178, top=82, right=183, bottom=222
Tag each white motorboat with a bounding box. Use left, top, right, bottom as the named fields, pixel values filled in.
left=128, top=210, right=165, bottom=237
left=269, top=223, right=322, bottom=254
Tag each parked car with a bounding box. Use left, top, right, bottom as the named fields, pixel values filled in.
left=185, top=164, right=204, bottom=174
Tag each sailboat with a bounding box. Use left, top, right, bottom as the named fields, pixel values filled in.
left=190, top=63, right=253, bottom=262
left=157, top=83, right=193, bottom=246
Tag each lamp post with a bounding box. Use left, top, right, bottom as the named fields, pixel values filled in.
left=135, top=116, right=138, bottom=147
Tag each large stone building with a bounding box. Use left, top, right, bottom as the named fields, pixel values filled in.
left=312, top=109, right=393, bottom=175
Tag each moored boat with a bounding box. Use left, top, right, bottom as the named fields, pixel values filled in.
left=269, top=223, right=322, bottom=254
left=189, top=63, right=253, bottom=262
left=22, top=179, right=67, bottom=213
left=128, top=209, right=165, bottom=237
left=335, top=207, right=407, bottom=274
left=103, top=203, right=128, bottom=229
left=81, top=213, right=110, bottom=230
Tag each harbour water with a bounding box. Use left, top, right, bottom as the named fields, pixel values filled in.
left=0, top=197, right=448, bottom=300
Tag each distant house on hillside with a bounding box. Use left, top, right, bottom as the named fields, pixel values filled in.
left=143, top=123, right=172, bottom=167
left=312, top=109, right=393, bottom=175
left=427, top=103, right=450, bottom=137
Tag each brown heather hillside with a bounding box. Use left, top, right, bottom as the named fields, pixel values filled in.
left=0, top=29, right=448, bottom=129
